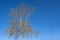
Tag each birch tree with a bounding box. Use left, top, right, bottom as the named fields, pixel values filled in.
left=5, top=4, right=39, bottom=40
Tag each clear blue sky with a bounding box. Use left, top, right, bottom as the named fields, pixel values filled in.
left=0, top=0, right=60, bottom=40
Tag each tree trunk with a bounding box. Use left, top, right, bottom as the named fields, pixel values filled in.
left=20, top=17, right=23, bottom=40
left=20, top=36, right=23, bottom=40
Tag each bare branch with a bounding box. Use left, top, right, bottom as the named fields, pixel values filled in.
left=25, top=6, right=34, bottom=21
